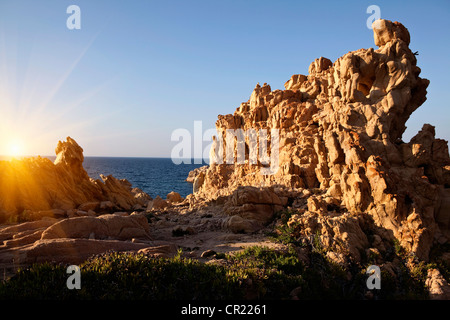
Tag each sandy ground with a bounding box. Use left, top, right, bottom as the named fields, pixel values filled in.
left=147, top=208, right=287, bottom=260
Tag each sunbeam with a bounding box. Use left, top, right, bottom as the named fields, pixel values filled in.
left=0, top=27, right=108, bottom=157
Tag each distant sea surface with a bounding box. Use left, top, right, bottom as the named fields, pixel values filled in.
left=83, top=157, right=205, bottom=199
left=0, top=156, right=205, bottom=199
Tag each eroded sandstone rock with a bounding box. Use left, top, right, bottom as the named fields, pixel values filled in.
left=149, top=196, right=169, bottom=210
left=425, top=268, right=450, bottom=300
left=40, top=213, right=151, bottom=241
left=167, top=191, right=183, bottom=203
left=0, top=137, right=149, bottom=221
left=0, top=213, right=158, bottom=269
left=190, top=19, right=450, bottom=261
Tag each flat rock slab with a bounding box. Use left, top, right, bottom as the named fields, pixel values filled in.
left=26, top=238, right=151, bottom=264
left=41, top=214, right=151, bottom=240
left=0, top=238, right=178, bottom=266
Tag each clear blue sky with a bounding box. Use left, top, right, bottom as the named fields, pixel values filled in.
left=0, top=0, right=449, bottom=157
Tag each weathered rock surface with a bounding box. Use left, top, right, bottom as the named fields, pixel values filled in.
left=186, top=165, right=208, bottom=183
left=220, top=186, right=284, bottom=233
left=425, top=268, right=450, bottom=300
left=0, top=20, right=448, bottom=298
left=138, top=244, right=179, bottom=258
left=0, top=213, right=174, bottom=272
left=148, top=196, right=169, bottom=210
left=225, top=215, right=263, bottom=234
left=1, top=238, right=151, bottom=265
left=190, top=19, right=450, bottom=261
left=41, top=214, right=151, bottom=240
left=0, top=137, right=150, bottom=222
left=167, top=191, right=183, bottom=203
left=0, top=137, right=158, bottom=273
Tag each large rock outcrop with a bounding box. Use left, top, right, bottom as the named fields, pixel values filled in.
left=191, top=19, right=450, bottom=261
left=0, top=137, right=148, bottom=222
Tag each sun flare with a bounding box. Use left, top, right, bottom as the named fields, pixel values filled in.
left=5, top=139, right=26, bottom=158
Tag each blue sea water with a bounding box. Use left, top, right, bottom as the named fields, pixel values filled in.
left=83, top=157, right=206, bottom=199
left=0, top=155, right=204, bottom=199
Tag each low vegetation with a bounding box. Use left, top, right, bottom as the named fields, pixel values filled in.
left=0, top=245, right=362, bottom=300
left=1, top=211, right=448, bottom=300
left=0, top=250, right=240, bottom=300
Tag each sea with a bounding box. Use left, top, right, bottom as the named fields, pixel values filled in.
left=0, top=156, right=206, bottom=199
left=83, top=157, right=206, bottom=198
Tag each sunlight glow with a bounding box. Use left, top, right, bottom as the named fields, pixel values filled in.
left=0, top=28, right=105, bottom=158
left=6, top=139, right=25, bottom=157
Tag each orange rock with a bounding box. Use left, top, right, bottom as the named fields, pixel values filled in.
left=189, top=19, right=450, bottom=261
left=0, top=137, right=148, bottom=221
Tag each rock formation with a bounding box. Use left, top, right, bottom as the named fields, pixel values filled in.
left=0, top=213, right=154, bottom=266
left=190, top=19, right=450, bottom=261
left=0, top=138, right=167, bottom=273
left=425, top=268, right=450, bottom=300
left=1, top=19, right=449, bottom=300
left=0, top=137, right=148, bottom=222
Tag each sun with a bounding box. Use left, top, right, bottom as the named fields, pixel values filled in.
left=6, top=139, right=26, bottom=158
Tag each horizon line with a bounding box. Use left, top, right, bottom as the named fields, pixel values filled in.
left=0, top=154, right=208, bottom=161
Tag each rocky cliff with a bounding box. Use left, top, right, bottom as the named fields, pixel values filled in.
left=191, top=19, right=450, bottom=261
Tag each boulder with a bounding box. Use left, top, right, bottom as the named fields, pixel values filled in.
left=25, top=239, right=151, bottom=264
left=40, top=214, right=151, bottom=240
left=225, top=215, right=263, bottom=234
left=373, top=19, right=410, bottom=47
left=138, top=244, right=179, bottom=258
left=193, top=171, right=205, bottom=193
left=132, top=187, right=152, bottom=206
left=425, top=268, right=450, bottom=300
left=167, top=191, right=183, bottom=203
left=186, top=165, right=208, bottom=183
left=172, top=225, right=197, bottom=236
left=0, top=213, right=156, bottom=270
left=0, top=218, right=58, bottom=243
left=98, top=175, right=140, bottom=211
left=99, top=201, right=116, bottom=211
left=78, top=202, right=100, bottom=212
left=200, top=250, right=217, bottom=258
left=231, top=186, right=282, bottom=206
left=149, top=196, right=169, bottom=210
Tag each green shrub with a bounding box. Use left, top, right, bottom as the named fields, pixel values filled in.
left=222, top=246, right=305, bottom=299
left=0, top=246, right=309, bottom=300
left=0, top=252, right=243, bottom=300
left=268, top=210, right=303, bottom=246
left=0, top=242, right=440, bottom=300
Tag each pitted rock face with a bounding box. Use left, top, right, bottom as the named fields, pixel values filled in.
left=191, top=19, right=450, bottom=261
left=373, top=19, right=410, bottom=47
left=54, top=137, right=84, bottom=168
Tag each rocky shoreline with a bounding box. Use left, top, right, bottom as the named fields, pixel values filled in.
left=0, top=136, right=286, bottom=282
left=0, top=19, right=449, bottom=299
